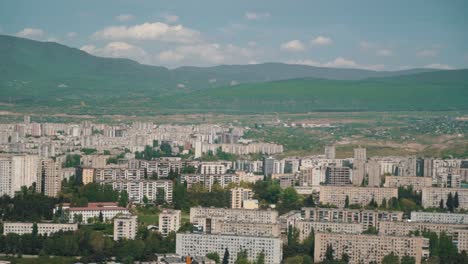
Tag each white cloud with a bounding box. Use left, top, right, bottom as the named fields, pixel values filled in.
left=80, top=41, right=148, bottom=63
left=280, top=40, right=305, bottom=52
left=158, top=43, right=256, bottom=66
left=376, top=49, right=393, bottom=56
left=93, top=22, right=201, bottom=43
left=16, top=28, right=45, bottom=40
left=162, top=14, right=179, bottom=24
left=311, top=36, right=333, bottom=46
left=244, top=11, right=271, bottom=20
left=424, top=63, right=454, bottom=70
left=67, top=32, right=77, bottom=38
left=116, top=14, right=134, bottom=22
left=417, top=49, right=438, bottom=57
left=359, top=41, right=374, bottom=50
left=287, top=57, right=385, bottom=71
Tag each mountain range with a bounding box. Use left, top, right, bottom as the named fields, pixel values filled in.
left=0, top=34, right=467, bottom=115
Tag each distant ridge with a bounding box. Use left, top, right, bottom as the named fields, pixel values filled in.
left=0, top=34, right=466, bottom=115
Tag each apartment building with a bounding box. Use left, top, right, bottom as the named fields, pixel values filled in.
left=314, top=233, right=428, bottom=264
left=102, top=179, right=173, bottom=204
left=159, top=209, right=181, bottom=236
left=378, top=221, right=468, bottom=237
left=300, top=207, right=403, bottom=230
left=37, top=158, right=61, bottom=197
left=176, top=233, right=283, bottom=264
left=319, top=186, right=398, bottom=208
left=200, top=162, right=228, bottom=175
left=215, top=221, right=281, bottom=237
left=0, top=154, right=39, bottom=196
left=114, top=215, right=138, bottom=241
left=384, top=176, right=433, bottom=191
left=3, top=222, right=78, bottom=236
left=297, top=221, right=363, bottom=241
left=57, top=202, right=131, bottom=224
left=325, top=166, right=352, bottom=186
left=230, top=187, right=254, bottom=209
left=80, top=155, right=108, bottom=168
left=422, top=187, right=468, bottom=209
left=410, top=211, right=468, bottom=224
left=182, top=174, right=240, bottom=191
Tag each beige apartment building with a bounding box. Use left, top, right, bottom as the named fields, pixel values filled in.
left=113, top=215, right=138, bottom=241
left=37, top=159, right=61, bottom=197
left=297, top=221, right=363, bottom=241
left=215, top=221, right=280, bottom=237
left=314, top=232, right=428, bottom=264
left=319, top=186, right=398, bottom=208
left=422, top=187, right=468, bottom=209
left=190, top=207, right=278, bottom=234
left=384, top=176, right=433, bottom=191
left=378, top=221, right=468, bottom=237
left=3, top=222, right=77, bottom=236
left=230, top=187, right=254, bottom=208
left=301, top=207, right=403, bottom=230
left=159, top=209, right=181, bottom=236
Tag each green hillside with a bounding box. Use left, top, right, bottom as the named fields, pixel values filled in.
left=158, top=71, right=468, bottom=113
left=0, top=34, right=466, bottom=115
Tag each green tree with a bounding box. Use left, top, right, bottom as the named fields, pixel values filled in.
left=118, top=190, right=129, bottom=207
left=207, top=252, right=220, bottom=264
left=325, top=244, right=334, bottom=261
left=235, top=249, right=249, bottom=264
left=222, top=248, right=230, bottom=264
left=382, top=252, right=400, bottom=264
left=344, top=195, right=349, bottom=208
left=303, top=195, right=315, bottom=207
left=278, top=187, right=300, bottom=214
left=341, top=253, right=350, bottom=263
left=454, top=192, right=459, bottom=209
left=446, top=193, right=454, bottom=212
left=439, top=199, right=444, bottom=209
left=400, top=255, right=415, bottom=264
left=255, top=251, right=265, bottom=264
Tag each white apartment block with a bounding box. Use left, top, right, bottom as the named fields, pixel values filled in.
left=214, top=221, right=280, bottom=237
left=230, top=187, right=254, bottom=209
left=159, top=209, right=181, bottom=236
left=314, top=233, right=428, bottom=264
left=422, top=187, right=468, bottom=209
left=94, top=168, right=145, bottom=181
left=410, top=211, right=468, bottom=224
left=101, top=179, right=173, bottom=204
left=200, top=142, right=283, bottom=155
left=378, top=221, right=468, bottom=237
left=190, top=207, right=278, bottom=225
left=300, top=207, right=403, bottom=230
left=114, top=215, right=138, bottom=241
left=182, top=174, right=240, bottom=191
left=176, top=233, right=283, bottom=264
left=200, top=162, right=228, bottom=175
left=319, top=186, right=398, bottom=208
left=297, top=221, right=363, bottom=241
left=0, top=154, right=39, bottom=197
left=384, top=176, right=433, bottom=191
left=57, top=202, right=131, bottom=224
left=3, top=222, right=78, bottom=236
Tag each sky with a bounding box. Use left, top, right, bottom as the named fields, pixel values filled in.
left=1, top=0, right=467, bottom=70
